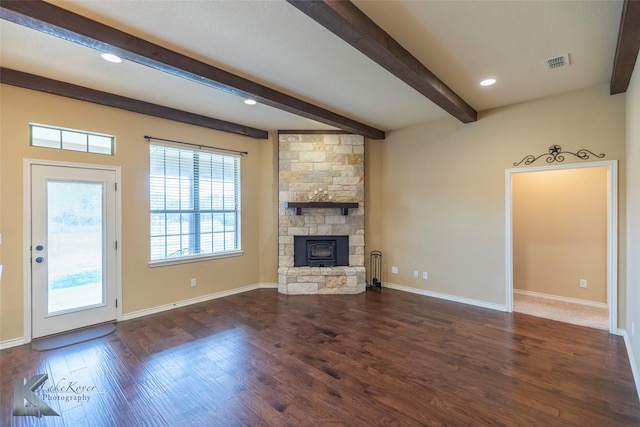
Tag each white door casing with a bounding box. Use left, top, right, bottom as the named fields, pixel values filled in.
left=505, top=160, right=618, bottom=333
left=25, top=160, right=122, bottom=340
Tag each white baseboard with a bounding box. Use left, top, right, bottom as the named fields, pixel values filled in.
left=384, top=283, right=638, bottom=402
left=0, top=337, right=25, bottom=350
left=514, top=289, right=608, bottom=309
left=384, top=282, right=507, bottom=312
left=257, top=282, right=278, bottom=289
left=1, top=283, right=278, bottom=348
left=620, top=329, right=640, bottom=402
left=5, top=281, right=638, bottom=403
left=122, top=282, right=277, bottom=321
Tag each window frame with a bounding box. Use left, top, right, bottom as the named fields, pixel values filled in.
left=30, top=123, right=115, bottom=155
left=148, top=141, right=242, bottom=267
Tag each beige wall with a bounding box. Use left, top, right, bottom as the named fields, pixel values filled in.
left=0, top=80, right=632, bottom=343
left=0, top=86, right=3, bottom=268
left=258, top=133, right=279, bottom=285
left=372, top=84, right=626, bottom=316
left=0, top=85, right=277, bottom=342
left=625, top=53, right=640, bottom=381
left=512, top=167, right=607, bottom=303
left=364, top=138, right=384, bottom=259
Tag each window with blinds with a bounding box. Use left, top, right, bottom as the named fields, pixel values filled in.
left=149, top=143, right=241, bottom=263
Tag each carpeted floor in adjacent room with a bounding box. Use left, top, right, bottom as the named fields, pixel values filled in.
left=514, top=292, right=609, bottom=330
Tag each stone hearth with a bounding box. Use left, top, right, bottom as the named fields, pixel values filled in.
left=278, top=133, right=365, bottom=294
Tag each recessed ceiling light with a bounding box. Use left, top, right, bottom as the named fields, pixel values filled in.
left=480, top=78, right=496, bottom=87
left=244, top=99, right=257, bottom=105
left=100, top=53, right=122, bottom=63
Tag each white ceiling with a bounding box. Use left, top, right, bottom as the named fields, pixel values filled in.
left=0, top=0, right=625, bottom=134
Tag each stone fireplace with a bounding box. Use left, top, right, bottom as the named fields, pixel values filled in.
left=278, top=133, right=366, bottom=294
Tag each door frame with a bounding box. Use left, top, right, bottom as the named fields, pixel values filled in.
left=23, top=159, right=122, bottom=343
left=505, top=160, right=618, bottom=333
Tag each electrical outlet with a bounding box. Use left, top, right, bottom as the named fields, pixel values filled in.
left=579, top=279, right=587, bottom=288
left=413, top=271, right=419, bottom=279
left=190, top=278, right=197, bottom=287
left=391, top=266, right=398, bottom=274
left=422, top=272, right=428, bottom=280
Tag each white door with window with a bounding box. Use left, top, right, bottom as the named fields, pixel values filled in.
left=31, top=163, right=119, bottom=339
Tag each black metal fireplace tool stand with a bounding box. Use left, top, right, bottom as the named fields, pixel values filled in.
left=366, top=250, right=382, bottom=291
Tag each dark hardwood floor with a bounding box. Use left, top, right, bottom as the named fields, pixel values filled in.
left=2, top=288, right=639, bottom=426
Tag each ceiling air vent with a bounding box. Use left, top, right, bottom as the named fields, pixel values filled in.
left=544, top=53, right=570, bottom=70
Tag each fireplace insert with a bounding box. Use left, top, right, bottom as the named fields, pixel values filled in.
left=294, top=235, right=349, bottom=267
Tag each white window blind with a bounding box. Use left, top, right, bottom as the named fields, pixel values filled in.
left=150, top=143, right=241, bottom=262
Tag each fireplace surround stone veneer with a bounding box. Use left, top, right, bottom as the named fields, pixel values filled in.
left=278, top=133, right=366, bottom=294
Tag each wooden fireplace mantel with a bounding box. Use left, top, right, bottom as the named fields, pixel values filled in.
left=284, top=202, right=359, bottom=216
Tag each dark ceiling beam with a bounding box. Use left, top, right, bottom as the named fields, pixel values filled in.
left=287, top=0, right=477, bottom=124
left=610, top=0, right=640, bottom=95
left=0, top=0, right=385, bottom=139
left=1, top=68, right=269, bottom=139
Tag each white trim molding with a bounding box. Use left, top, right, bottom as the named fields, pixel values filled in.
left=121, top=282, right=277, bottom=321
left=23, top=159, right=123, bottom=344
left=0, top=337, right=26, bottom=350
left=4, top=283, right=277, bottom=347
left=514, top=289, right=608, bottom=309
left=505, top=160, right=618, bottom=333
left=384, top=282, right=508, bottom=312
left=621, top=329, right=640, bottom=402
left=256, top=283, right=278, bottom=289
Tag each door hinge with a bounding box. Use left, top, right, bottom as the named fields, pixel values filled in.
left=115, top=182, right=118, bottom=191
left=115, top=241, right=118, bottom=250
left=115, top=299, right=118, bottom=308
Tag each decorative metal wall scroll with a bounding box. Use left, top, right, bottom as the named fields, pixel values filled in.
left=513, top=145, right=605, bottom=166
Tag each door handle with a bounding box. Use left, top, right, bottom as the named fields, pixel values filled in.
left=35, top=257, right=44, bottom=263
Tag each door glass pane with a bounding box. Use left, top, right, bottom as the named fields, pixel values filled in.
left=47, top=181, right=104, bottom=314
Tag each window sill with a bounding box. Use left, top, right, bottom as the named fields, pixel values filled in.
left=149, top=250, right=243, bottom=268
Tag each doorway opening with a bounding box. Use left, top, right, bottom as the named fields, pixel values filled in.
left=505, top=160, right=617, bottom=333
left=24, top=159, right=122, bottom=342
